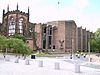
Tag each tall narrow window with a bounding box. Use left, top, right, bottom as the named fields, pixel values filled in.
left=19, top=18, right=23, bottom=33
left=9, top=17, right=15, bottom=36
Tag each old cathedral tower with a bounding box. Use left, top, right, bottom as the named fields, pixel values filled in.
left=1, top=4, right=30, bottom=36
left=0, top=4, right=37, bottom=50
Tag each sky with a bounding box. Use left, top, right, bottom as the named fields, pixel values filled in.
left=0, top=0, right=100, bottom=32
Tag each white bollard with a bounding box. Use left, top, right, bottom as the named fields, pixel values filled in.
left=90, top=58, right=92, bottom=62
left=38, top=60, right=43, bottom=67
left=55, top=62, right=60, bottom=70
left=5, top=57, right=10, bottom=61
left=75, top=64, right=80, bottom=73
left=15, top=57, right=19, bottom=63
left=25, top=59, right=30, bottom=65
left=63, top=56, right=66, bottom=59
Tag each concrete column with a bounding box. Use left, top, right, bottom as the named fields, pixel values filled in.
left=85, top=30, right=87, bottom=52
left=51, top=26, right=53, bottom=50
left=25, top=58, right=30, bottom=65
left=51, top=26, right=54, bottom=49
left=5, top=56, right=10, bottom=61
left=38, top=60, right=43, bottom=67
left=15, top=57, right=19, bottom=63
left=71, top=39, right=74, bottom=58
left=55, top=62, right=60, bottom=70
left=46, top=25, right=48, bottom=49
left=81, top=27, right=83, bottom=52
left=5, top=55, right=10, bottom=61
left=75, top=64, right=80, bottom=73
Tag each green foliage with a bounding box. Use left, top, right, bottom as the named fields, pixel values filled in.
left=96, top=38, right=100, bottom=52
left=35, top=52, right=49, bottom=56
left=90, top=38, right=97, bottom=50
left=95, top=28, right=100, bottom=38
left=11, top=33, right=26, bottom=42
left=15, top=42, right=32, bottom=55
left=0, top=35, right=7, bottom=49
left=90, top=28, right=100, bottom=52
left=7, top=38, right=32, bottom=55
left=6, top=38, right=22, bottom=48
left=0, top=35, right=32, bottom=55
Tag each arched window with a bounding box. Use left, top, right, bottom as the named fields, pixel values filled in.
left=19, top=18, right=23, bottom=33
left=9, top=17, right=15, bottom=36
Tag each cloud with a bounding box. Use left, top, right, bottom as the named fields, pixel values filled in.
left=73, top=0, right=89, bottom=8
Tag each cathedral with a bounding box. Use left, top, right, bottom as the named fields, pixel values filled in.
left=0, top=4, right=92, bottom=53
left=1, top=4, right=29, bottom=36
left=0, top=4, right=37, bottom=50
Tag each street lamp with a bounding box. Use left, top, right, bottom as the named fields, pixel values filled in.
left=52, top=25, right=54, bottom=53
left=88, top=41, right=91, bottom=62
left=70, top=38, right=74, bottom=59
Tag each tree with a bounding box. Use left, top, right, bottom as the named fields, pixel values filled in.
left=15, top=41, right=32, bottom=55
left=6, top=38, right=32, bottom=59
left=6, top=38, right=19, bottom=49
left=90, top=28, right=100, bottom=52
left=10, top=33, right=26, bottom=42
left=14, top=40, right=32, bottom=59
left=96, top=38, right=100, bottom=52
left=7, top=38, right=32, bottom=54
left=90, top=38, right=97, bottom=51
left=0, top=35, right=7, bottom=51
left=0, top=35, right=32, bottom=59
left=95, top=28, right=100, bottom=38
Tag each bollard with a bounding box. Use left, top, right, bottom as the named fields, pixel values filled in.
left=75, top=64, right=80, bottom=73
left=38, top=60, right=43, bottom=67
left=55, top=62, right=60, bottom=70
left=15, top=57, right=19, bottom=63
left=25, top=59, right=30, bottom=65
left=90, top=58, right=92, bottom=62
left=5, top=57, right=10, bottom=61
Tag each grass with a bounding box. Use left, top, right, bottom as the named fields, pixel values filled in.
left=32, top=52, right=49, bottom=56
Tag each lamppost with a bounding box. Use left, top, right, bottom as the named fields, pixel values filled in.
left=52, top=25, right=54, bottom=53
left=88, top=41, right=91, bottom=62
left=70, top=38, right=74, bottom=59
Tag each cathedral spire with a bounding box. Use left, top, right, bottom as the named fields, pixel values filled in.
left=28, top=6, right=30, bottom=21
left=28, top=6, right=29, bottom=14
left=2, top=9, right=5, bottom=23
left=17, top=3, right=18, bottom=10
left=3, top=9, right=5, bottom=16
left=7, top=4, right=9, bottom=12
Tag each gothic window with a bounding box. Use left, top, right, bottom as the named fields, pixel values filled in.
left=9, top=17, right=15, bottom=36
left=48, top=26, right=52, bottom=35
left=19, top=18, right=23, bottom=33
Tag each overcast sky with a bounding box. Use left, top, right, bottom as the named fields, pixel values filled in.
left=0, top=0, right=100, bottom=32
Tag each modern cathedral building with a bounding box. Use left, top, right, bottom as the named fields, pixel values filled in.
left=0, top=5, right=92, bottom=53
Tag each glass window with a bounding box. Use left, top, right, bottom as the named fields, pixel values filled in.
left=19, top=18, right=23, bottom=33
left=9, top=17, right=16, bottom=36
left=48, top=26, right=52, bottom=35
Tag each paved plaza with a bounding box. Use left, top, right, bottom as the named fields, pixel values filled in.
left=0, top=54, right=100, bottom=75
